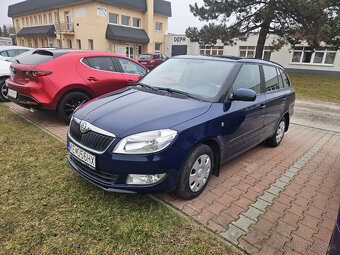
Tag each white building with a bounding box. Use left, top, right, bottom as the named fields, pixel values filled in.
left=165, top=33, right=340, bottom=76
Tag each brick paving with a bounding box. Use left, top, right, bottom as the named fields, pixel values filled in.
left=5, top=102, right=340, bottom=255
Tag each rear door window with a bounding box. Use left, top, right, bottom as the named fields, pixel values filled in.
left=83, top=57, right=117, bottom=72
left=263, top=65, right=281, bottom=92
left=232, top=64, right=261, bottom=94
left=0, top=51, right=8, bottom=57
left=279, top=69, right=291, bottom=88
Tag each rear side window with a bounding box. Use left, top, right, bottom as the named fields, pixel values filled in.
left=116, top=57, right=147, bottom=76
left=263, top=65, right=281, bottom=92
left=83, top=57, right=117, bottom=72
left=279, top=69, right=291, bottom=87
left=232, top=64, right=261, bottom=94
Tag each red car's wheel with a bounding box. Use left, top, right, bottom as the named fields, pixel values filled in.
left=58, top=91, right=90, bottom=123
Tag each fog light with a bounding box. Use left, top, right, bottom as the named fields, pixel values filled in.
left=126, top=174, right=166, bottom=185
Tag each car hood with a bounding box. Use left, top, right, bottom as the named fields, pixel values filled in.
left=73, top=88, right=212, bottom=138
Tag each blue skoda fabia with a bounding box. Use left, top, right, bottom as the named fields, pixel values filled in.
left=67, top=55, right=295, bottom=199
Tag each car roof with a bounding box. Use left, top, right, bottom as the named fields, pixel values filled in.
left=30, top=48, right=133, bottom=58
left=0, top=45, right=32, bottom=51
left=173, top=55, right=284, bottom=69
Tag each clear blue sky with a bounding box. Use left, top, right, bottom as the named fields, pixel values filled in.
left=0, top=0, right=207, bottom=34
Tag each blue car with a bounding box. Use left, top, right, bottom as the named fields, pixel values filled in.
left=67, top=55, right=295, bottom=199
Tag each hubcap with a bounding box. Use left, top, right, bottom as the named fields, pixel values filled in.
left=276, top=120, right=285, bottom=143
left=0, top=83, right=8, bottom=99
left=189, top=154, right=211, bottom=192
left=64, top=96, right=87, bottom=118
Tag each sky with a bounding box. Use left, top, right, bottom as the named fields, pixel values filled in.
left=0, top=0, right=208, bottom=34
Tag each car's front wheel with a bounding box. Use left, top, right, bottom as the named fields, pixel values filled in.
left=0, top=77, right=10, bottom=102
left=266, top=116, right=286, bottom=147
left=57, top=91, right=90, bottom=123
left=175, top=144, right=214, bottom=200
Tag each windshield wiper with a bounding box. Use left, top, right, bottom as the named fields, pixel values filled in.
left=135, top=83, right=160, bottom=92
left=155, top=87, right=201, bottom=100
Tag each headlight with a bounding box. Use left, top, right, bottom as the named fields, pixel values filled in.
left=113, top=129, right=177, bottom=154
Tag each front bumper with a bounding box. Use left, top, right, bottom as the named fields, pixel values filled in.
left=67, top=135, right=187, bottom=194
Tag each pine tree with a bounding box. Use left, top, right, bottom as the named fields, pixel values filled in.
left=186, top=0, right=340, bottom=58
left=0, top=26, right=2, bottom=37
left=2, top=25, right=9, bottom=37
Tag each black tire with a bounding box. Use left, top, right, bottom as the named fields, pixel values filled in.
left=266, top=116, right=287, bottom=147
left=57, top=91, right=90, bottom=123
left=175, top=144, right=214, bottom=200
left=0, top=77, right=10, bottom=102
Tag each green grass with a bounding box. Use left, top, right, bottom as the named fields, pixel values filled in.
left=288, top=72, right=340, bottom=103
left=0, top=104, right=238, bottom=255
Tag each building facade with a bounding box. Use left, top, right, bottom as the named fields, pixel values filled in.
left=8, top=0, right=171, bottom=60
left=165, top=34, right=340, bottom=76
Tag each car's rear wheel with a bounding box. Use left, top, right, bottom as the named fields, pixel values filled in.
left=0, top=78, right=10, bottom=102
left=57, top=91, right=90, bottom=123
left=266, top=116, right=286, bottom=147
left=175, top=144, right=214, bottom=200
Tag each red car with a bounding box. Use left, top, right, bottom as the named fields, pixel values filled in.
left=137, top=53, right=168, bottom=69
left=6, top=49, right=148, bottom=122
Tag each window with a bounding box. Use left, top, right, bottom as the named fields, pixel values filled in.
left=22, top=18, right=25, bottom=27
left=155, top=43, right=161, bottom=53
left=49, top=13, right=53, bottom=24
left=122, top=16, right=130, bottom=26
left=34, top=16, right=38, bottom=25
left=44, top=14, right=47, bottom=24
left=83, top=57, right=116, bottom=72
left=30, top=17, right=33, bottom=26
left=89, top=39, right=94, bottom=50
left=291, top=47, right=337, bottom=65
left=77, top=39, right=81, bottom=49
left=109, top=13, right=118, bottom=24
left=0, top=51, right=8, bottom=57
left=263, top=66, right=281, bottom=92
left=116, top=58, right=147, bottom=76
left=41, top=39, right=45, bottom=47
left=200, top=45, right=224, bottom=55
left=48, top=38, right=53, bottom=47
left=54, top=12, right=59, bottom=23
left=21, top=39, right=25, bottom=46
left=239, top=46, right=272, bottom=60
left=133, top=18, right=140, bottom=28
left=57, top=39, right=61, bottom=48
left=16, top=20, right=20, bottom=30
left=155, top=22, right=162, bottom=32
left=232, top=64, right=261, bottom=94
left=29, top=40, right=33, bottom=48
left=39, top=15, right=42, bottom=25
left=26, top=17, right=29, bottom=26
left=279, top=69, right=291, bottom=88
left=68, top=39, right=72, bottom=49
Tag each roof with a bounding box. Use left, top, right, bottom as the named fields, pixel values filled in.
left=106, top=24, right=150, bottom=43
left=8, top=0, right=172, bottom=17
left=173, top=55, right=284, bottom=69
left=17, top=25, right=56, bottom=37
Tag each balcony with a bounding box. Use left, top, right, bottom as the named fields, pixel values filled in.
left=55, top=22, right=74, bottom=34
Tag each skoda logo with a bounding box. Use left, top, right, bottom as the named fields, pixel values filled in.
left=80, top=121, right=90, bottom=134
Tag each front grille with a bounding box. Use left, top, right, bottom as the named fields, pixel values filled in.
left=70, top=155, right=118, bottom=184
left=69, top=121, right=114, bottom=152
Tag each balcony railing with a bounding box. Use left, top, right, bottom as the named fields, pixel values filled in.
left=55, top=22, right=74, bottom=33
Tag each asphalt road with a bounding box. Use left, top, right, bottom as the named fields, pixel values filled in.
left=291, top=99, right=340, bottom=133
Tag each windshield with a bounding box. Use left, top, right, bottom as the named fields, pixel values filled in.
left=139, top=54, right=153, bottom=60
left=139, top=58, right=235, bottom=100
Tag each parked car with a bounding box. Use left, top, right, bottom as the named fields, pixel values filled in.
left=6, top=49, right=148, bottom=122
left=327, top=207, right=340, bottom=255
left=67, top=55, right=295, bottom=199
left=137, top=53, right=168, bottom=69
left=0, top=45, right=31, bottom=61
left=0, top=49, right=35, bottom=102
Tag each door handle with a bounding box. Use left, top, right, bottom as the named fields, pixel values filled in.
left=87, top=77, right=98, bottom=82
left=259, top=104, right=266, bottom=110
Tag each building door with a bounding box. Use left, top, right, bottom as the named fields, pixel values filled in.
left=65, top=11, right=71, bottom=30
left=172, top=45, right=187, bottom=56
left=126, top=45, right=134, bottom=59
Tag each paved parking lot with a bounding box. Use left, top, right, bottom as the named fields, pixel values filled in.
left=6, top=100, right=340, bottom=255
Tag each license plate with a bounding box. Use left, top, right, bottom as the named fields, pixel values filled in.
left=141, top=62, right=147, bottom=64
left=68, top=141, right=96, bottom=168
left=7, top=88, right=17, bottom=99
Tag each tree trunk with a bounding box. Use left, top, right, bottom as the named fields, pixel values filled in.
left=255, top=23, right=270, bottom=59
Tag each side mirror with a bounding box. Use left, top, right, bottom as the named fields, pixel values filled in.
left=231, top=88, right=256, bottom=101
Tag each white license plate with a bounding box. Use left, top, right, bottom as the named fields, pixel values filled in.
left=7, top=88, right=17, bottom=99
left=69, top=142, right=96, bottom=168
left=141, top=62, right=147, bottom=64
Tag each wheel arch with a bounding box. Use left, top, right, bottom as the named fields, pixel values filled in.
left=283, top=112, right=290, bottom=131
left=200, top=138, right=221, bottom=177
left=55, top=85, right=94, bottom=111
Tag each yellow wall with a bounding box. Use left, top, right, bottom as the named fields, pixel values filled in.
left=13, top=0, right=169, bottom=59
